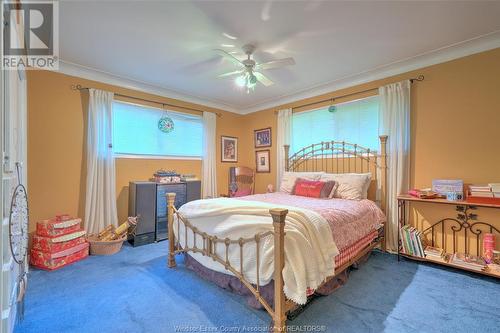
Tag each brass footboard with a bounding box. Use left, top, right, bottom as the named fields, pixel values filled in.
left=166, top=137, right=388, bottom=331
left=166, top=193, right=288, bottom=332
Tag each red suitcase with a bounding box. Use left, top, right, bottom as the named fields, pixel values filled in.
left=36, top=214, right=82, bottom=238
left=30, top=242, right=89, bottom=271
left=32, top=230, right=86, bottom=253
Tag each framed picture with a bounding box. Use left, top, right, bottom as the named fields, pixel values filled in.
left=221, top=136, right=238, bottom=163
left=255, top=150, right=270, bottom=173
left=254, top=127, right=272, bottom=148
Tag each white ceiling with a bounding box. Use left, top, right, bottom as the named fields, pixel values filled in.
left=58, top=1, right=500, bottom=114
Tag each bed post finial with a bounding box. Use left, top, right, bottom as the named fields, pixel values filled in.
left=284, top=145, right=290, bottom=172
left=270, top=208, right=288, bottom=332
left=167, top=193, right=177, bottom=268
left=379, top=135, right=388, bottom=251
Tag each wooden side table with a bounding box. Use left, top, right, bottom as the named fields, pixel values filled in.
left=397, top=194, right=500, bottom=278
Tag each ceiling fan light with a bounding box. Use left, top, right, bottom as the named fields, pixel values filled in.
left=235, top=75, right=246, bottom=87
left=249, top=74, right=257, bottom=85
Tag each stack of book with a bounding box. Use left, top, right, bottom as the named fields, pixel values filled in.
left=400, top=226, right=424, bottom=257
left=424, top=246, right=447, bottom=263
left=468, top=184, right=493, bottom=198
left=489, top=183, right=500, bottom=198
left=449, top=253, right=486, bottom=271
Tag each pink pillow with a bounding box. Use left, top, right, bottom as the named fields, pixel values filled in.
left=292, top=178, right=338, bottom=199
left=293, top=179, right=325, bottom=198
left=232, top=189, right=252, bottom=197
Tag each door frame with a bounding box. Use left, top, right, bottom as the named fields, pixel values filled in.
left=1, top=1, right=29, bottom=330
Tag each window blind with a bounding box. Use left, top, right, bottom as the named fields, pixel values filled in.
left=291, top=96, right=379, bottom=153
left=113, top=101, right=203, bottom=157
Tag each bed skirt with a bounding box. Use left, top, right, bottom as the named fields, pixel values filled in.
left=184, top=230, right=377, bottom=310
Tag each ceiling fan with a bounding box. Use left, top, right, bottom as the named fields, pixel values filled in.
left=215, top=44, right=295, bottom=92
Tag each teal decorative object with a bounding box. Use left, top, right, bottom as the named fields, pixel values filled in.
left=328, top=105, right=337, bottom=113
left=158, top=115, right=174, bottom=133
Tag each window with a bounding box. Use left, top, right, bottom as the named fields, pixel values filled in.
left=291, top=96, right=379, bottom=153
left=113, top=101, right=203, bottom=158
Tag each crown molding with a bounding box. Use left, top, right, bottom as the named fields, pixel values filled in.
left=54, top=30, right=500, bottom=115
left=55, top=60, right=240, bottom=114
left=238, top=30, right=500, bottom=114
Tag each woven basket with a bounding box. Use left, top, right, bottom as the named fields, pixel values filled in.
left=87, top=233, right=127, bottom=255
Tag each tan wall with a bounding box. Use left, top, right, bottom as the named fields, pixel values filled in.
left=28, top=48, right=500, bottom=251
left=27, top=70, right=244, bottom=230
left=240, top=48, right=500, bottom=252
left=243, top=48, right=500, bottom=193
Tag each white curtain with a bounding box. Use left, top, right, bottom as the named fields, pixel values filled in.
left=276, top=108, right=293, bottom=189
left=378, top=80, right=411, bottom=252
left=202, top=112, right=217, bottom=198
left=84, top=89, right=118, bottom=235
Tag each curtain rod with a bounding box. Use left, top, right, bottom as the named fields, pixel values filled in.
left=274, top=75, right=425, bottom=114
left=70, top=84, right=222, bottom=118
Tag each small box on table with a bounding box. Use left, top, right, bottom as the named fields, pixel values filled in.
left=432, top=179, right=464, bottom=200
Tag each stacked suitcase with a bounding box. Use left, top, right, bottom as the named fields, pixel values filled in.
left=30, top=214, right=89, bottom=270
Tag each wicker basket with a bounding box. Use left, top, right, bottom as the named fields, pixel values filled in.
left=87, top=233, right=127, bottom=255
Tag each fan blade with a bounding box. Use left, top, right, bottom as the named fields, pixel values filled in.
left=214, top=49, right=244, bottom=67
left=256, top=57, right=295, bottom=70
left=254, top=72, right=274, bottom=87
left=218, top=70, right=244, bottom=78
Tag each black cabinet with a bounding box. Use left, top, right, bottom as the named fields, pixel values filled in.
left=128, top=181, right=201, bottom=246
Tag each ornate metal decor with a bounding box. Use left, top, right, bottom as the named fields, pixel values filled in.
left=9, top=184, right=29, bottom=264
left=8, top=163, right=29, bottom=321
left=287, top=141, right=380, bottom=174
left=398, top=201, right=500, bottom=257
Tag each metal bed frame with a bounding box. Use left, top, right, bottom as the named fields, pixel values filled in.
left=166, top=136, right=388, bottom=332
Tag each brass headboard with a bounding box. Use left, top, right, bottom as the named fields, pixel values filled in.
left=284, top=135, right=388, bottom=214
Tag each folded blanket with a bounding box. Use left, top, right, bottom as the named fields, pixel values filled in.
left=175, top=197, right=339, bottom=304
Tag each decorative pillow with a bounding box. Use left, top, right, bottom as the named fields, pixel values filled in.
left=320, top=173, right=372, bottom=199
left=279, top=172, right=324, bottom=193
left=320, top=180, right=339, bottom=199
left=293, top=179, right=325, bottom=198
left=292, top=179, right=338, bottom=199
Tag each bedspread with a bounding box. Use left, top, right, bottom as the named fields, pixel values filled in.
left=175, top=197, right=339, bottom=304
left=239, top=192, right=385, bottom=250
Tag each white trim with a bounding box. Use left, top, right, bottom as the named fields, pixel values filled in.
left=1, top=309, right=10, bottom=320
left=53, top=31, right=500, bottom=115
left=239, top=30, right=500, bottom=114
left=114, top=100, right=202, bottom=119
left=1, top=258, right=12, bottom=272
left=297, top=95, right=379, bottom=115
left=55, top=60, right=239, bottom=114
left=114, top=153, right=202, bottom=161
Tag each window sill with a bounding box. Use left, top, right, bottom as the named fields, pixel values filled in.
left=113, top=153, right=202, bottom=161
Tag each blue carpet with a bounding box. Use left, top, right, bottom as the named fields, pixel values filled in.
left=15, top=242, right=500, bottom=333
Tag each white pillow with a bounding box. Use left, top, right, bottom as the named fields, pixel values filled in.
left=279, top=172, right=324, bottom=193
left=320, top=173, right=372, bottom=200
